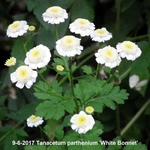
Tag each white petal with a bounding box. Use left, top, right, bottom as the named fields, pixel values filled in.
left=10, top=72, right=17, bottom=83
left=16, top=82, right=24, bottom=89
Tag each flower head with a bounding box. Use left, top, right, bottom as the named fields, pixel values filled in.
left=70, top=111, right=95, bottom=134
left=5, top=57, right=16, bottom=67
left=27, top=115, right=44, bottom=127
left=69, top=18, right=95, bottom=37
left=95, top=46, right=121, bottom=68
left=85, top=106, right=94, bottom=114
left=42, top=6, right=68, bottom=24
left=24, top=44, right=51, bottom=69
left=116, top=41, right=142, bottom=60
left=7, top=20, right=29, bottom=38
left=56, top=65, right=64, bottom=72
left=129, top=74, right=148, bottom=91
left=56, top=35, right=83, bottom=57
left=90, top=27, right=112, bottom=42
left=10, top=65, right=37, bottom=89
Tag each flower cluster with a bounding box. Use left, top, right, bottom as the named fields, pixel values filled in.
left=6, top=5, right=142, bottom=132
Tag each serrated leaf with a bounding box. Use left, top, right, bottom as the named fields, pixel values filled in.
left=74, top=77, right=128, bottom=112
left=82, top=65, right=93, bottom=75
left=34, top=81, right=76, bottom=119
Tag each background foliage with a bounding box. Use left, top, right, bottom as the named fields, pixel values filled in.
left=0, top=0, right=150, bottom=149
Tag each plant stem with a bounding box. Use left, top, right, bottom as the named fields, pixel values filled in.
left=116, top=106, right=121, bottom=135
left=120, top=99, right=150, bottom=136
left=68, top=58, right=79, bottom=111
left=127, top=34, right=150, bottom=41
left=95, top=64, right=100, bottom=78
left=115, top=0, right=121, bottom=32
left=59, top=53, right=94, bottom=85
left=68, top=58, right=75, bottom=97
left=55, top=25, right=59, bottom=40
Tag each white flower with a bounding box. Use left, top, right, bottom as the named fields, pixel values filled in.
left=70, top=111, right=95, bottom=134
left=116, top=41, right=142, bottom=61
left=69, top=18, right=95, bottom=37
left=27, top=115, right=44, bottom=127
left=24, top=44, right=51, bottom=69
left=42, top=6, right=68, bottom=24
left=95, top=46, right=121, bottom=68
left=129, top=74, right=148, bottom=91
left=56, top=35, right=83, bottom=57
left=129, top=74, right=139, bottom=88
left=10, top=65, right=37, bottom=89
left=7, top=21, right=29, bottom=38
left=90, top=27, right=112, bottom=42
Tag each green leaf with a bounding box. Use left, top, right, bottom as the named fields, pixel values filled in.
left=44, top=120, right=64, bottom=140
left=11, top=38, right=34, bottom=67
left=34, top=81, right=76, bottom=120
left=34, top=81, right=62, bottom=100
left=123, top=143, right=148, bottom=150
left=36, top=100, right=65, bottom=120
left=74, top=77, right=128, bottom=112
left=82, top=65, right=93, bottom=75
left=36, top=28, right=55, bottom=49
left=25, top=146, right=46, bottom=150
left=7, top=103, right=37, bottom=122
left=70, top=0, right=95, bottom=21
left=0, top=127, right=27, bottom=150
left=130, top=41, right=150, bottom=79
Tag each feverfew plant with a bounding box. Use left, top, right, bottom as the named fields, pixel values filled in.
left=3, top=2, right=149, bottom=150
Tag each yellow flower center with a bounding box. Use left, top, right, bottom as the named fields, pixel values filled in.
left=30, top=115, right=40, bottom=123
left=96, top=29, right=108, bottom=37
left=104, top=49, right=116, bottom=59
left=85, top=106, right=94, bottom=114
left=123, top=41, right=136, bottom=53
left=77, top=116, right=87, bottom=127
left=31, top=49, right=42, bottom=60
left=63, top=36, right=76, bottom=47
left=49, top=7, right=62, bottom=15
left=9, top=21, right=21, bottom=31
left=16, top=66, right=30, bottom=81
left=78, top=19, right=90, bottom=27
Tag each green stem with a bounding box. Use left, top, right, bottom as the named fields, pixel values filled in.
left=127, top=34, right=150, bottom=41
left=120, top=99, right=150, bottom=136
left=55, top=25, right=59, bottom=40
left=119, top=67, right=131, bottom=81
left=59, top=53, right=94, bottom=85
left=95, top=64, right=100, bottom=78
left=116, top=107, right=121, bottom=135
left=115, top=0, right=121, bottom=32
left=68, top=58, right=79, bottom=111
